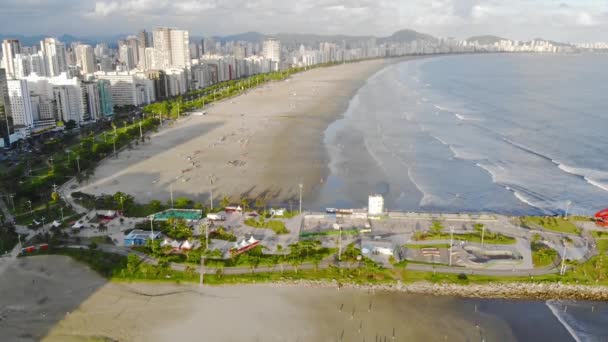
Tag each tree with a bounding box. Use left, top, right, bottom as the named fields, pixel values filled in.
left=51, top=192, right=60, bottom=202
left=175, top=197, right=193, bottom=209
left=255, top=198, right=265, bottom=210
left=148, top=200, right=163, bottom=213
left=429, top=221, right=444, bottom=235
left=220, top=196, right=231, bottom=209
left=64, top=120, right=77, bottom=130
left=126, top=254, right=140, bottom=275
left=240, top=197, right=250, bottom=211
left=166, top=218, right=192, bottom=240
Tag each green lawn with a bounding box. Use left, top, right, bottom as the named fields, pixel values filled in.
left=418, top=232, right=516, bottom=245
left=531, top=241, right=558, bottom=268
left=23, top=245, right=608, bottom=287
left=591, top=230, right=608, bottom=239
left=244, top=218, right=289, bottom=235
left=520, top=216, right=581, bottom=235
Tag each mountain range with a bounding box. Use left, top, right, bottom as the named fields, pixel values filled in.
left=0, top=29, right=568, bottom=49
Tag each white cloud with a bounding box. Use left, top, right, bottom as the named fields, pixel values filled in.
left=576, top=11, right=595, bottom=26
left=1, top=0, right=607, bottom=42
left=90, top=1, right=118, bottom=16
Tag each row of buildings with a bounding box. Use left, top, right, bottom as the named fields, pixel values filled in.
left=0, top=29, right=284, bottom=147
left=1, top=28, right=602, bottom=147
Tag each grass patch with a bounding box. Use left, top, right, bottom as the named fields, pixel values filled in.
left=531, top=241, right=558, bottom=268
left=209, top=227, right=237, bottom=242
left=591, top=230, right=608, bottom=239
left=22, top=245, right=608, bottom=286
left=89, top=236, right=114, bottom=245
left=520, top=216, right=581, bottom=235
left=244, top=218, right=289, bottom=235
left=415, top=232, right=516, bottom=245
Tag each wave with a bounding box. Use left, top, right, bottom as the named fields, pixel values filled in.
left=433, top=104, right=449, bottom=112
left=503, top=139, right=608, bottom=194
left=546, top=300, right=595, bottom=342
left=585, top=177, right=608, bottom=192
left=454, top=113, right=466, bottom=121
left=513, top=191, right=541, bottom=210
left=557, top=163, right=608, bottom=193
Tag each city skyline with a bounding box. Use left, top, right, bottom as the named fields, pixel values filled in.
left=0, top=0, right=607, bottom=43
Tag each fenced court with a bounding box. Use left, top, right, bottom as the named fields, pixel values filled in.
left=150, top=209, right=203, bottom=221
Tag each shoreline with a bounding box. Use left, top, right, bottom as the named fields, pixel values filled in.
left=74, top=57, right=415, bottom=204
left=268, top=280, right=608, bottom=301
left=105, top=278, right=608, bottom=302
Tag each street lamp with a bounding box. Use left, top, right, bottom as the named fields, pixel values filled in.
left=564, top=200, right=572, bottom=219
left=76, top=156, right=81, bottom=174
left=298, top=183, right=303, bottom=214
left=208, top=174, right=215, bottom=210
left=26, top=200, right=32, bottom=215
left=449, top=227, right=454, bottom=267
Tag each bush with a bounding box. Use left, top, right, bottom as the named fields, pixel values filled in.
left=457, top=273, right=468, bottom=280
left=244, top=218, right=289, bottom=235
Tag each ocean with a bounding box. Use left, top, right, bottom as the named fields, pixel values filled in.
left=314, top=53, right=608, bottom=341
left=316, top=53, right=608, bottom=216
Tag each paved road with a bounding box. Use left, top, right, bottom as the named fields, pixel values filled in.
left=406, top=263, right=559, bottom=276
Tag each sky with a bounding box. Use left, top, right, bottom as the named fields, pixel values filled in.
left=0, top=0, right=607, bottom=42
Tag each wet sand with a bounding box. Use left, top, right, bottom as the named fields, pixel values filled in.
left=1, top=256, right=577, bottom=342
left=43, top=282, right=514, bottom=342
left=75, top=59, right=399, bottom=205
left=0, top=255, right=106, bottom=342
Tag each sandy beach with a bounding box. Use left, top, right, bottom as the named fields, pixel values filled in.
left=74, top=59, right=400, bottom=205
left=1, top=256, right=585, bottom=341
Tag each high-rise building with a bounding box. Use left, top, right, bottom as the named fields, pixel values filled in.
left=81, top=81, right=101, bottom=121
left=97, top=79, right=114, bottom=117
left=1, top=39, right=22, bottom=79
left=13, top=54, right=32, bottom=79
left=139, top=29, right=153, bottom=48
left=75, top=44, right=96, bottom=74
left=94, top=71, right=155, bottom=107
left=7, top=79, right=34, bottom=128
left=152, top=28, right=190, bottom=69
left=263, top=38, right=281, bottom=63
left=0, top=69, right=14, bottom=146
left=26, top=72, right=85, bottom=124
left=119, top=43, right=136, bottom=70
left=126, top=36, right=140, bottom=65
left=94, top=43, right=110, bottom=58
left=40, top=38, right=67, bottom=77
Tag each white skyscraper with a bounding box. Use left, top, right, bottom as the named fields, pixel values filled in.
left=75, top=44, right=96, bottom=74
left=119, top=44, right=136, bottom=70
left=2, top=39, right=22, bottom=79
left=262, top=38, right=281, bottom=63
left=152, top=28, right=190, bottom=69
left=13, top=54, right=32, bottom=79
left=40, top=38, right=67, bottom=77
left=6, top=79, right=33, bottom=128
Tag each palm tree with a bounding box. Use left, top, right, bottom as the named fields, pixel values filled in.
left=220, top=196, right=230, bottom=209
left=254, top=198, right=265, bottom=211
left=240, top=197, right=250, bottom=212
